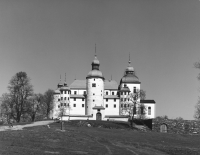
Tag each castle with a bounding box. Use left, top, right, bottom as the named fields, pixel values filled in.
left=52, top=54, right=156, bottom=121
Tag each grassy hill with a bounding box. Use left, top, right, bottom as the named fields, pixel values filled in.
left=0, top=120, right=200, bottom=155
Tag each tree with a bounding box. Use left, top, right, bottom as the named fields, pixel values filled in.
left=194, top=61, right=200, bottom=120
left=0, top=93, right=12, bottom=123
left=194, top=97, right=200, bottom=120
left=26, top=93, right=43, bottom=122
left=121, top=89, right=146, bottom=126
left=7, top=72, right=33, bottom=122
left=42, top=89, right=54, bottom=119
left=194, top=61, right=200, bottom=80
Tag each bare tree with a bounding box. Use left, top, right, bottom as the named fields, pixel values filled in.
left=42, top=89, right=54, bottom=119
left=7, top=72, right=33, bottom=122
left=120, top=89, right=146, bottom=126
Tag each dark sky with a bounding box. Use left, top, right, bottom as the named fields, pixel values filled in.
left=0, top=0, right=200, bottom=119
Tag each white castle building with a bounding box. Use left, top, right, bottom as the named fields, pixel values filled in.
left=52, top=54, right=156, bottom=121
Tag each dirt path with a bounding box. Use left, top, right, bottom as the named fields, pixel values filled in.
left=0, top=120, right=54, bottom=131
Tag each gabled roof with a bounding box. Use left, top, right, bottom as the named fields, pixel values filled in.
left=70, top=80, right=86, bottom=89
left=69, top=79, right=119, bottom=90
left=104, top=80, right=118, bottom=90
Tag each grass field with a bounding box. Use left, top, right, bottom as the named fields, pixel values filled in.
left=0, top=120, right=200, bottom=155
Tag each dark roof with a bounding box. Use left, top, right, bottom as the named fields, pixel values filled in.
left=70, top=80, right=86, bottom=89
left=69, top=79, right=119, bottom=90
left=119, top=86, right=130, bottom=92
left=60, top=86, right=70, bottom=91
left=87, top=70, right=104, bottom=79
left=104, top=80, right=118, bottom=89
left=140, top=100, right=156, bottom=104
left=104, top=95, right=119, bottom=99
left=70, top=95, right=85, bottom=98
left=92, top=106, right=105, bottom=109
left=121, top=74, right=140, bottom=84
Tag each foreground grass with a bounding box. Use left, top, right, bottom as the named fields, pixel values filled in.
left=0, top=121, right=200, bottom=155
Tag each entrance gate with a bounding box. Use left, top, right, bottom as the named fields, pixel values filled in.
left=96, top=112, right=102, bottom=120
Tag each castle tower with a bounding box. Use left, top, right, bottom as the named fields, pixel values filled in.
left=86, top=53, right=104, bottom=115
left=120, top=53, right=141, bottom=93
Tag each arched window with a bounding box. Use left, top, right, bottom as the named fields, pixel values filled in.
left=148, top=107, right=151, bottom=115
left=160, top=124, right=168, bottom=133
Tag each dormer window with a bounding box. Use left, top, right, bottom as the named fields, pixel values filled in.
left=106, top=92, right=108, bottom=95
left=92, top=83, right=96, bottom=87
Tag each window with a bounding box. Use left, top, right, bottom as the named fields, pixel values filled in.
left=112, top=92, right=114, bottom=95
left=94, top=79, right=95, bottom=81
left=58, top=99, right=60, bottom=101
left=114, top=104, right=116, bottom=108
left=124, top=98, right=126, bottom=101
left=106, top=104, right=108, bottom=108
left=121, top=104, right=123, bottom=107
left=74, top=98, right=76, bottom=101
left=121, top=92, right=123, bottom=95
left=127, top=104, right=129, bottom=107
left=114, top=99, right=116, bottom=102
left=134, top=87, right=136, bottom=93
left=93, top=93, right=95, bottom=95
left=64, top=103, right=66, bottom=106
left=64, top=97, right=66, bottom=100
left=61, top=97, right=63, bottom=100
left=124, top=104, right=126, bottom=108
left=106, top=92, right=108, bottom=95
left=68, top=97, right=69, bottom=100
left=61, top=91, right=63, bottom=94
left=93, top=99, right=95, bottom=102
left=84, top=91, right=86, bottom=95
left=92, top=83, right=96, bottom=87
left=65, top=91, right=66, bottom=94
left=125, top=92, right=126, bottom=95
left=82, top=98, right=84, bottom=101
left=148, top=107, right=151, bottom=115
left=106, top=99, right=108, bottom=102
left=82, top=104, right=84, bottom=107
left=74, top=91, right=77, bottom=95
left=58, top=105, right=60, bottom=108
left=74, top=104, right=76, bottom=107
left=121, top=98, right=123, bottom=101
left=61, top=103, right=63, bottom=106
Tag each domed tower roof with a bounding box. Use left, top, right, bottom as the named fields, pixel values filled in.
left=86, top=46, right=104, bottom=79
left=120, top=54, right=140, bottom=84
left=92, top=55, right=100, bottom=65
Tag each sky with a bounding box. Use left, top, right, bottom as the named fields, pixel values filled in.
left=0, top=0, right=200, bottom=120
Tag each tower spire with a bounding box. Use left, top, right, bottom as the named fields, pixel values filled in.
left=95, top=44, right=96, bottom=57
left=128, top=52, right=131, bottom=65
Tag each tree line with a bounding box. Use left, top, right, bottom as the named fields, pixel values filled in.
left=0, top=72, right=54, bottom=123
